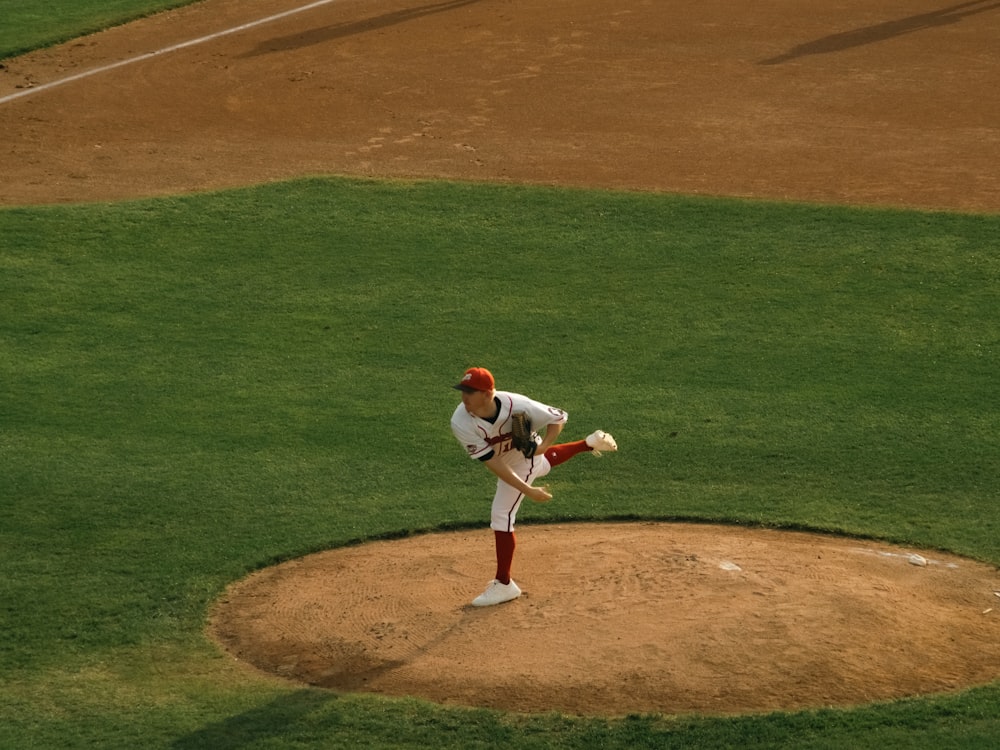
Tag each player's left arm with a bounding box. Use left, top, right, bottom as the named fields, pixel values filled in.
left=535, top=422, right=564, bottom=456
left=527, top=401, right=566, bottom=456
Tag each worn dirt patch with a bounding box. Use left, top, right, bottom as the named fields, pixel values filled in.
left=210, top=523, right=1000, bottom=716
left=1, top=0, right=999, bottom=210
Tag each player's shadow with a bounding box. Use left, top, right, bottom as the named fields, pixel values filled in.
left=760, top=0, right=1000, bottom=64
left=240, top=0, right=483, bottom=57
left=170, top=690, right=336, bottom=749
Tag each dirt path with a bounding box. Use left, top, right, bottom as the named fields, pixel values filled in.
left=1, top=0, right=998, bottom=210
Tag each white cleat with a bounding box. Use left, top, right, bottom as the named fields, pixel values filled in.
left=471, top=579, right=522, bottom=607
left=586, top=430, right=618, bottom=456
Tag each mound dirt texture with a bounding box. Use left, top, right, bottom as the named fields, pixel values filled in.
left=210, top=523, right=1000, bottom=716
left=3, top=0, right=999, bottom=717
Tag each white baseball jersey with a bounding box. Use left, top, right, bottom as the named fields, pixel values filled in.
left=451, top=391, right=568, bottom=465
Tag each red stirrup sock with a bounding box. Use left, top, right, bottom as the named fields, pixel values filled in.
left=494, top=530, right=516, bottom=585
left=544, top=439, right=591, bottom=467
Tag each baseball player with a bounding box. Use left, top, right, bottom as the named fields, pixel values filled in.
left=450, top=366, right=617, bottom=607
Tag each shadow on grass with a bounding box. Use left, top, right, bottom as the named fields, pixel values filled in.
left=171, top=690, right=336, bottom=749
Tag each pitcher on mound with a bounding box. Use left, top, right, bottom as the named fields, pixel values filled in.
left=450, top=366, right=618, bottom=607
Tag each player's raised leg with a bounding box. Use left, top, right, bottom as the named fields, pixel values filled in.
left=544, top=430, right=618, bottom=466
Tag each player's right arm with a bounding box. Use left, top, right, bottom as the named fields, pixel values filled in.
left=482, top=454, right=552, bottom=502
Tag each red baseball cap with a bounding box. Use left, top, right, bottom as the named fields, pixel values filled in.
left=453, top=367, right=495, bottom=393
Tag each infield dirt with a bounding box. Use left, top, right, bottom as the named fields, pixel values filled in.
left=1, top=0, right=998, bottom=211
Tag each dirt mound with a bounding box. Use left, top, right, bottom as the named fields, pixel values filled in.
left=210, top=523, right=1000, bottom=716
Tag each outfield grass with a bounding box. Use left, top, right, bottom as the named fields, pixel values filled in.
left=0, top=0, right=196, bottom=59
left=2, top=177, right=999, bottom=748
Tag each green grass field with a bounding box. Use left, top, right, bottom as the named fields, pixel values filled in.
left=3, top=178, right=998, bottom=749
left=3, top=2, right=1000, bottom=748
left=0, top=0, right=193, bottom=58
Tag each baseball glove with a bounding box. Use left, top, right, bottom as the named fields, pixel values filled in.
left=510, top=412, right=538, bottom=458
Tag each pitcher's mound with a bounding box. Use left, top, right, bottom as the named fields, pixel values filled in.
left=209, top=522, right=1000, bottom=716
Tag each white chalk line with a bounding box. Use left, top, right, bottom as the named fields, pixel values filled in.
left=0, top=0, right=341, bottom=106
